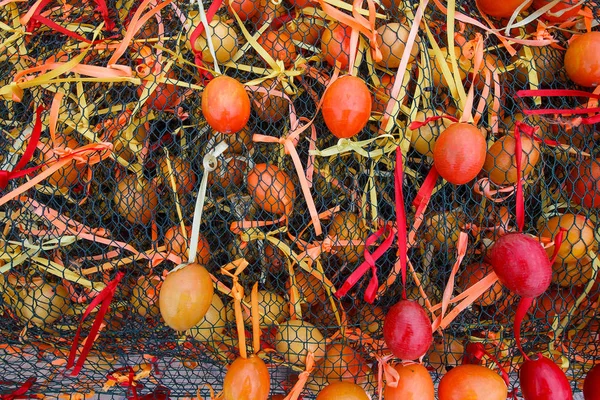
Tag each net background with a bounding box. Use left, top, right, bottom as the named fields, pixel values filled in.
left=0, top=0, right=598, bottom=398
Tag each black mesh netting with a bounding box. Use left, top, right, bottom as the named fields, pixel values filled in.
left=0, top=0, right=599, bottom=398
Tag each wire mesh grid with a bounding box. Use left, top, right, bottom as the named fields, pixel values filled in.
left=0, top=0, right=598, bottom=398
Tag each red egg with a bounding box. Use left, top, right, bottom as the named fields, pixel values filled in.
left=519, top=354, right=573, bottom=400
left=584, top=364, right=600, bottom=400
left=566, top=157, right=600, bottom=208
left=201, top=75, right=250, bottom=134
left=322, top=76, right=372, bottom=139
left=383, top=300, right=433, bottom=360
left=487, top=233, right=552, bottom=298
left=433, top=123, right=487, bottom=185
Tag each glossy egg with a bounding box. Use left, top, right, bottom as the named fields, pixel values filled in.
left=565, top=32, right=600, bottom=87
left=328, top=212, right=368, bottom=263
left=476, top=0, right=532, bottom=17
left=433, top=123, right=487, bottom=185
left=113, top=174, right=159, bottom=225
left=159, top=263, right=214, bottom=331
left=202, top=75, right=250, bottom=134
left=519, top=354, right=573, bottom=400
left=322, top=75, right=372, bottom=139
left=539, top=214, right=596, bottom=264
left=487, top=233, right=552, bottom=298
left=316, top=381, right=369, bottom=400
left=383, top=300, right=433, bottom=360
left=384, top=363, right=434, bottom=400
left=321, top=22, right=352, bottom=69
left=438, top=364, right=508, bottom=400
left=223, top=355, right=270, bottom=400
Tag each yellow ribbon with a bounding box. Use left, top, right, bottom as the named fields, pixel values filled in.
left=310, top=135, right=396, bottom=158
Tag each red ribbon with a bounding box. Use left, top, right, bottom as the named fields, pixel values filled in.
left=26, top=0, right=115, bottom=42
left=0, top=378, right=36, bottom=400
left=408, top=114, right=458, bottom=131
left=514, top=122, right=525, bottom=233
left=271, top=11, right=296, bottom=30
left=462, top=342, right=510, bottom=387
left=335, top=222, right=396, bottom=304
left=549, top=227, right=567, bottom=265
left=66, top=271, right=125, bottom=376
left=514, top=296, right=534, bottom=361
left=395, top=147, right=408, bottom=300
left=188, top=0, right=224, bottom=81
left=412, top=166, right=440, bottom=209
left=516, top=89, right=600, bottom=124
left=0, top=106, right=44, bottom=191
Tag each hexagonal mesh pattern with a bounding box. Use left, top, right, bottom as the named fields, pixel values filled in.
left=0, top=0, right=598, bottom=398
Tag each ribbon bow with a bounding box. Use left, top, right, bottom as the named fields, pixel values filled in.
left=335, top=222, right=396, bottom=304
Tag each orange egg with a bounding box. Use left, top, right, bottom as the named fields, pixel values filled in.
left=321, top=22, right=352, bottom=69
left=287, top=270, right=326, bottom=305
left=193, top=18, right=239, bottom=64
left=250, top=79, right=288, bottom=123
left=483, top=133, right=541, bottom=185
left=319, top=344, right=370, bottom=381
left=552, top=256, right=594, bottom=287
left=376, top=22, right=419, bottom=69
left=476, top=0, right=532, bottom=17
left=157, top=155, right=196, bottom=194
left=539, top=214, right=596, bottom=264
left=438, top=364, right=508, bottom=400
left=40, top=133, right=85, bottom=188
left=247, top=163, right=296, bottom=215
left=257, top=30, right=297, bottom=67
left=163, top=225, right=211, bottom=266
left=113, top=174, right=159, bottom=225
left=328, top=212, right=368, bottom=263
left=159, top=263, right=214, bottom=331
left=316, top=381, right=369, bottom=400
left=285, top=12, right=324, bottom=46
left=384, top=363, right=434, bottom=400
left=433, top=123, right=487, bottom=185
left=223, top=355, right=270, bottom=400
left=322, top=75, right=372, bottom=139
left=565, top=32, right=600, bottom=88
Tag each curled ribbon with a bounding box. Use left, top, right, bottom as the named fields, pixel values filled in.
left=474, top=178, right=517, bottom=203
left=66, top=271, right=125, bottom=376
left=431, top=232, right=469, bottom=332
left=283, top=352, right=315, bottom=400
left=0, top=142, right=113, bottom=207
left=170, top=141, right=228, bottom=274
left=310, top=135, right=396, bottom=159
left=0, top=377, right=36, bottom=400
left=335, top=222, right=396, bottom=304
left=375, top=354, right=399, bottom=400
left=462, top=342, right=510, bottom=387
left=0, top=106, right=43, bottom=191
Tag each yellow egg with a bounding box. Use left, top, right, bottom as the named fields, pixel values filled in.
left=193, top=19, right=239, bottom=64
